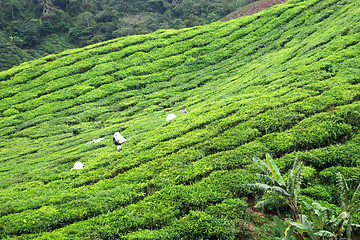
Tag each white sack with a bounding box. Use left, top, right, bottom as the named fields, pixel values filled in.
left=166, top=114, right=176, bottom=121
left=114, top=132, right=127, bottom=144
left=85, top=138, right=106, bottom=145
left=71, top=161, right=84, bottom=170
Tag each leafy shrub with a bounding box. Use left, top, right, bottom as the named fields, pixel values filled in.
left=301, top=185, right=334, bottom=202
left=320, top=166, right=360, bottom=187
left=162, top=210, right=236, bottom=240
left=2, top=108, right=19, bottom=117
left=206, top=198, right=247, bottom=219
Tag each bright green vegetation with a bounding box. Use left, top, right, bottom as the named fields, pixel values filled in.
left=1, top=0, right=360, bottom=238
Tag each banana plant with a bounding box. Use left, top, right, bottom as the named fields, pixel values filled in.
left=245, top=153, right=304, bottom=239
left=246, top=154, right=360, bottom=240
left=333, top=172, right=360, bottom=240
left=274, top=174, right=360, bottom=240
left=286, top=202, right=336, bottom=240
left=246, top=153, right=303, bottom=222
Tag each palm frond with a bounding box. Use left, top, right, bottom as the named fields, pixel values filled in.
left=244, top=183, right=273, bottom=192
left=264, top=153, right=286, bottom=186
left=274, top=215, right=287, bottom=237
left=254, top=197, right=287, bottom=209
left=287, top=159, right=303, bottom=201
left=245, top=183, right=290, bottom=198
left=255, top=173, right=277, bottom=185
left=350, top=183, right=360, bottom=206
left=253, top=156, right=271, bottom=175
left=272, top=186, right=291, bottom=197
left=336, top=172, right=350, bottom=208
left=284, top=224, right=296, bottom=240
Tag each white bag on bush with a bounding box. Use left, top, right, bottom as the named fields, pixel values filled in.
left=71, top=161, right=84, bottom=170
left=114, top=132, right=127, bottom=144
left=166, top=114, right=176, bottom=121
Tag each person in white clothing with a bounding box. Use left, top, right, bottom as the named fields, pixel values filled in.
left=181, top=106, right=188, bottom=114
left=113, top=132, right=127, bottom=152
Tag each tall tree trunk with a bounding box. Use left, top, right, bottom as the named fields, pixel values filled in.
left=41, top=0, right=55, bottom=15
left=11, top=5, right=14, bottom=19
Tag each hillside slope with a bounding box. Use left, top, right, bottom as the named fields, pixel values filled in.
left=1, top=0, right=360, bottom=238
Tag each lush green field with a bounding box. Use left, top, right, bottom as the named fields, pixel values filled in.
left=1, top=0, right=360, bottom=238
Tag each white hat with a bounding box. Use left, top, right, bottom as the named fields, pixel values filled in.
left=71, top=161, right=84, bottom=170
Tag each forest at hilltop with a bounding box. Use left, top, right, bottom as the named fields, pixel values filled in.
left=0, top=0, right=360, bottom=238
left=0, top=0, right=252, bottom=71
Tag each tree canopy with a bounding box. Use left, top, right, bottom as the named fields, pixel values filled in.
left=0, top=0, right=258, bottom=71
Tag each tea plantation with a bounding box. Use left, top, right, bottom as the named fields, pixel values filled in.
left=1, top=0, right=360, bottom=238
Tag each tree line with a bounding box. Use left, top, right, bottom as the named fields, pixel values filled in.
left=0, top=0, right=259, bottom=71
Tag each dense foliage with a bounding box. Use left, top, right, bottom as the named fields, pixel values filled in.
left=249, top=154, right=360, bottom=239
left=0, top=0, right=250, bottom=71
left=0, top=0, right=360, bottom=238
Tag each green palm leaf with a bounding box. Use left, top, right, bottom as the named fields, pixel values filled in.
left=272, top=186, right=291, bottom=197
left=264, top=153, right=285, bottom=186
left=253, top=156, right=272, bottom=176
left=350, top=183, right=360, bottom=207
left=245, top=183, right=273, bottom=192
left=274, top=215, right=287, bottom=237
left=255, top=198, right=287, bottom=209
left=314, top=230, right=334, bottom=237
left=336, top=172, right=350, bottom=208
left=287, top=159, right=303, bottom=202
left=255, top=173, right=277, bottom=185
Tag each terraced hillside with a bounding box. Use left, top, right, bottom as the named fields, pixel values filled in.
left=1, top=0, right=360, bottom=238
